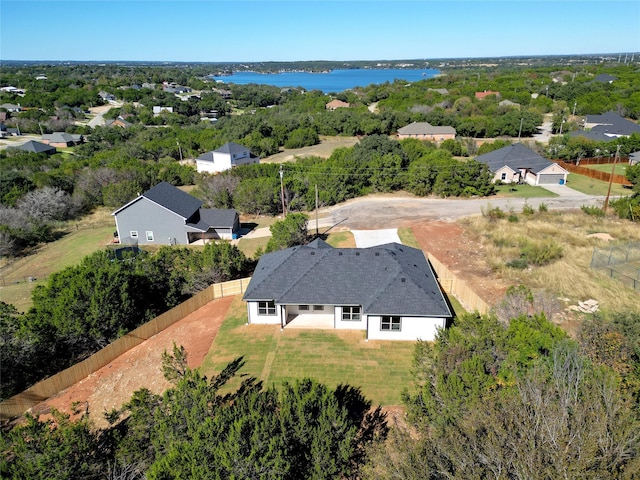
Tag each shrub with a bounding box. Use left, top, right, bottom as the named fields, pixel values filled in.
left=506, top=258, right=529, bottom=269
left=581, top=205, right=605, bottom=217
left=508, top=214, right=519, bottom=223
left=538, top=202, right=548, bottom=212
left=522, top=202, right=534, bottom=215
left=482, top=204, right=506, bottom=221
left=519, top=239, right=564, bottom=266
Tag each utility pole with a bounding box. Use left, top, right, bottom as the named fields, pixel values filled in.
left=517, top=117, right=523, bottom=141
left=315, top=184, right=319, bottom=237
left=572, top=101, right=577, bottom=117
left=279, top=165, right=287, bottom=216
left=604, top=144, right=621, bottom=213
left=559, top=117, right=565, bottom=135
left=176, top=141, right=183, bottom=162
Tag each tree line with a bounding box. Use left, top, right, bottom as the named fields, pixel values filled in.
left=3, top=296, right=640, bottom=478
left=0, top=242, right=253, bottom=400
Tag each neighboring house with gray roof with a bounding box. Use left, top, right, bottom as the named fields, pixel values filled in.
left=583, top=111, right=640, bottom=138
left=475, top=143, right=568, bottom=185
left=629, top=151, right=640, bottom=166
left=112, top=181, right=239, bottom=245
left=242, top=238, right=452, bottom=341
left=0, top=103, right=22, bottom=112
left=397, top=121, right=456, bottom=143
left=41, top=132, right=84, bottom=147
left=11, top=140, right=56, bottom=155
left=589, top=74, right=617, bottom=84
left=195, top=142, right=260, bottom=174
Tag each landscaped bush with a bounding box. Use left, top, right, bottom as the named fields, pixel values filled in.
left=482, top=205, right=506, bottom=221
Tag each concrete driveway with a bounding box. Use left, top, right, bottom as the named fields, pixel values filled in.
left=351, top=229, right=401, bottom=248
left=541, top=184, right=589, bottom=197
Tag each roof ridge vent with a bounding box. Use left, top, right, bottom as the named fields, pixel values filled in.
left=401, top=277, right=406, bottom=283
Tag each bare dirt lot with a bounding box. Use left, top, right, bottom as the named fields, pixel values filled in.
left=28, top=220, right=501, bottom=427
left=33, top=296, right=234, bottom=429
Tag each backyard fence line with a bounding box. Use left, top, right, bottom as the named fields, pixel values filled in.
left=557, top=160, right=632, bottom=186
left=427, top=253, right=490, bottom=315
left=0, top=277, right=251, bottom=422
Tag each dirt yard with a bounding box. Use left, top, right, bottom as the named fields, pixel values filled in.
left=32, top=296, right=234, bottom=429
left=27, top=220, right=502, bottom=428
left=410, top=220, right=510, bottom=306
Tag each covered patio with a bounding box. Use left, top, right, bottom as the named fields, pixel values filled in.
left=285, top=313, right=334, bottom=329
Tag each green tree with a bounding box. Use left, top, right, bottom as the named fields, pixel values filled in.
left=265, top=212, right=310, bottom=252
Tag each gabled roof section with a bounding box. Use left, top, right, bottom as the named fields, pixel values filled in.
left=214, top=142, right=250, bottom=155
left=186, top=208, right=238, bottom=232
left=398, top=122, right=456, bottom=135
left=475, top=143, right=553, bottom=174
left=244, top=240, right=451, bottom=318
left=142, top=182, right=202, bottom=219
left=113, top=181, right=202, bottom=218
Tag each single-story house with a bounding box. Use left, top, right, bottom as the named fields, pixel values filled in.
left=98, top=91, right=116, bottom=101
left=106, top=116, right=132, bottom=128
left=41, top=132, right=84, bottom=147
left=589, top=74, right=617, bottom=84
left=195, top=142, right=260, bottom=174
left=153, top=106, right=174, bottom=115
left=475, top=143, right=569, bottom=185
left=499, top=99, right=520, bottom=108
left=629, top=151, right=640, bottom=166
left=475, top=90, right=500, bottom=100
left=583, top=111, right=640, bottom=138
left=242, top=239, right=453, bottom=341
left=0, top=103, right=22, bottom=112
left=112, top=181, right=240, bottom=245
left=326, top=99, right=350, bottom=110
left=11, top=140, right=57, bottom=155
left=397, top=122, right=456, bottom=143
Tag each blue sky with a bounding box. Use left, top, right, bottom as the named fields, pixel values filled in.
left=1, top=1, right=638, bottom=62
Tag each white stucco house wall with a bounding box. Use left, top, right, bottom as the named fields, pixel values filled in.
left=242, top=239, right=453, bottom=341
left=195, top=142, right=260, bottom=174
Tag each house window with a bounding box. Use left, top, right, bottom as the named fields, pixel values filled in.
left=342, top=306, right=361, bottom=321
left=130, top=231, right=138, bottom=238
left=501, top=173, right=507, bottom=180
left=381, top=316, right=401, bottom=331
left=258, top=301, right=276, bottom=315
left=146, top=231, right=154, bottom=242
left=299, top=305, right=309, bottom=311
left=312, top=305, right=324, bottom=311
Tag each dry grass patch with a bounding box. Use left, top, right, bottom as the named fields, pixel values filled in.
left=461, top=211, right=640, bottom=314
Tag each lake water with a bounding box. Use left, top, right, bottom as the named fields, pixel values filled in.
left=210, top=68, right=440, bottom=93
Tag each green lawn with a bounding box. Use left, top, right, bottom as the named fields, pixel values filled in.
left=199, top=296, right=416, bottom=406
left=565, top=173, right=630, bottom=196
left=583, top=162, right=630, bottom=176
left=0, top=225, right=115, bottom=311
left=494, top=184, right=558, bottom=198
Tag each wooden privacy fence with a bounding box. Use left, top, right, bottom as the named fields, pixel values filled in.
left=428, top=253, right=490, bottom=315
left=0, top=277, right=251, bottom=422
left=558, top=160, right=632, bottom=186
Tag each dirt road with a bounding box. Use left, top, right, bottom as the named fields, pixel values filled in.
left=319, top=193, right=604, bottom=229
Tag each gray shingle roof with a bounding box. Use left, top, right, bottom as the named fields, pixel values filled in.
left=243, top=239, right=452, bottom=317
left=584, top=112, right=640, bottom=136
left=186, top=208, right=238, bottom=231
left=475, top=143, right=553, bottom=174
left=13, top=140, right=56, bottom=154
left=398, top=122, right=456, bottom=136
left=141, top=182, right=202, bottom=219
left=214, top=142, right=250, bottom=155
left=569, top=130, right=617, bottom=142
